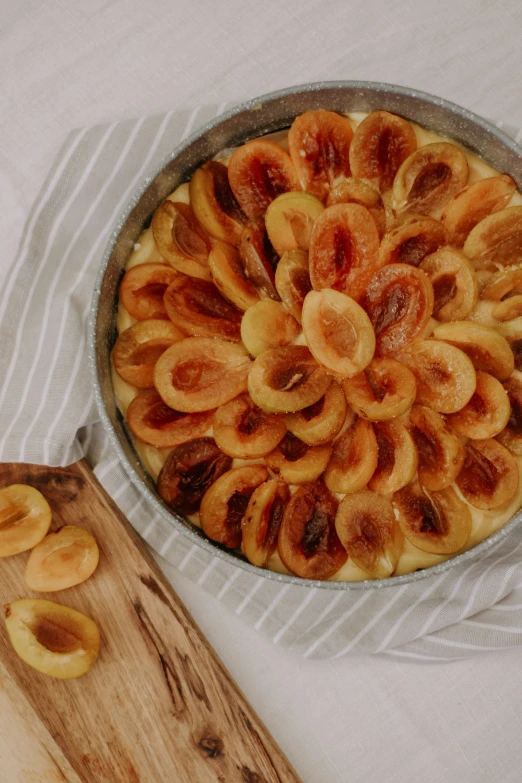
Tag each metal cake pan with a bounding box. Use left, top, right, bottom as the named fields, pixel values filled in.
left=89, top=81, right=522, bottom=590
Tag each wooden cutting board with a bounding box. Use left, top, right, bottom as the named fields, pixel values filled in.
left=0, top=461, right=302, bottom=783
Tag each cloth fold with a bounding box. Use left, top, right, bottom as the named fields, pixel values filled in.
left=2, top=102, right=522, bottom=660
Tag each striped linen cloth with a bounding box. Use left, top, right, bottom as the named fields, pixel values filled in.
left=2, top=103, right=522, bottom=661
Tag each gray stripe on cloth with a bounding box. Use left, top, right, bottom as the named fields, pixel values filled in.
left=2, top=106, right=522, bottom=658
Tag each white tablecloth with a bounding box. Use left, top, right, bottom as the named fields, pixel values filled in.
left=2, top=1, right=522, bottom=780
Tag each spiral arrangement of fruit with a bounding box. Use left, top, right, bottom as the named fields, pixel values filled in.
left=112, top=109, right=522, bottom=582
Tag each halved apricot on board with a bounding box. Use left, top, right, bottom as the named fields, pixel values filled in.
left=0, top=485, right=51, bottom=557
left=200, top=466, right=269, bottom=549
left=285, top=382, right=346, bottom=445
left=497, top=373, right=522, bottom=455
left=288, top=110, right=353, bottom=201
left=448, top=372, right=511, bottom=440
left=456, top=438, right=519, bottom=510
left=327, top=178, right=386, bottom=238
left=335, top=490, right=404, bottom=578
left=394, top=340, right=476, bottom=413
left=302, top=288, right=375, bottom=377
left=242, top=479, right=290, bottom=568
left=163, top=276, right=242, bottom=342
left=379, top=215, right=448, bottom=268
left=228, top=139, right=301, bottom=217
left=265, top=191, right=324, bottom=255
left=324, top=414, right=378, bottom=494
left=463, top=206, right=522, bottom=267
left=275, top=249, right=312, bottom=322
left=157, top=437, right=232, bottom=515
left=368, top=419, right=418, bottom=495
left=4, top=599, right=100, bottom=679
left=420, top=248, right=478, bottom=321
left=248, top=345, right=331, bottom=413
left=442, top=175, right=516, bottom=247
left=151, top=201, right=213, bottom=280
left=208, top=242, right=259, bottom=311
left=240, top=301, right=300, bottom=357
left=308, top=203, right=381, bottom=301
left=361, top=263, right=434, bottom=355
left=342, top=357, right=416, bottom=421
left=349, top=110, right=417, bottom=193
left=238, top=215, right=279, bottom=300
left=127, top=389, right=215, bottom=448
left=154, top=338, right=251, bottom=412
left=213, top=393, right=287, bottom=459
left=119, top=263, right=178, bottom=320
left=112, top=320, right=184, bottom=388
left=409, top=404, right=464, bottom=491
left=189, top=160, right=245, bottom=245
left=24, top=526, right=99, bottom=592
left=393, top=481, right=472, bottom=554
left=393, top=142, right=469, bottom=218
left=432, top=321, right=514, bottom=381
left=278, top=480, right=347, bottom=580
left=265, top=433, right=332, bottom=484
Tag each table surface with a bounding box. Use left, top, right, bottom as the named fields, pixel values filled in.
left=2, top=2, right=522, bottom=781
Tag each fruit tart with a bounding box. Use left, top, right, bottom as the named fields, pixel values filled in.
left=112, top=107, right=522, bottom=582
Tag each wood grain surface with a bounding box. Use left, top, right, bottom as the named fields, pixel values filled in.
left=0, top=461, right=302, bottom=783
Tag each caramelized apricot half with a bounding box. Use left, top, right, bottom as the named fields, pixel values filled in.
left=228, top=139, right=300, bottom=218
left=492, top=296, right=522, bottom=322
left=238, top=215, right=279, bottom=299
left=278, top=481, right=347, bottom=580
left=154, top=338, right=251, bottom=412
left=265, top=433, right=332, bottom=484
left=432, top=321, right=514, bottom=381
left=463, top=206, right=522, bottom=267
left=157, top=437, right=232, bottom=515
left=119, top=263, right=178, bottom=320
left=274, top=249, right=311, bottom=322
left=335, top=490, right=404, bottom=578
left=127, top=389, right=214, bottom=448
left=189, top=160, right=245, bottom=245
left=248, top=345, right=331, bottom=414
left=327, top=178, right=386, bottom=238
left=308, top=203, right=381, bottom=301
left=448, top=371, right=511, bottom=440
left=324, top=414, right=378, bottom=494
left=240, top=300, right=300, bottom=357
left=342, top=357, right=416, bottom=421
left=164, top=276, right=242, bottom=342
left=368, top=419, right=418, bottom=495
left=302, top=288, right=375, bottom=377
left=265, top=192, right=324, bottom=255
left=393, top=481, right=472, bottom=554
left=285, top=382, right=346, bottom=445
left=481, top=265, right=522, bottom=301
left=442, top=175, right=516, bottom=247
left=208, top=242, right=259, bottom=311
left=393, top=142, right=469, bottom=218
left=213, top=393, right=286, bottom=458
left=0, top=485, right=51, bottom=557
left=151, top=201, right=213, bottom=280
left=349, top=110, right=417, bottom=193
left=497, top=373, right=522, bottom=455
left=379, top=215, right=447, bottom=268
left=456, top=438, right=519, bottom=510
left=361, top=263, right=434, bottom=355
left=200, top=466, right=268, bottom=549
left=242, top=479, right=290, bottom=567
left=394, top=340, right=476, bottom=413
left=409, top=404, right=464, bottom=490
left=112, top=320, right=184, bottom=388
left=420, top=248, right=478, bottom=321
left=288, top=110, right=353, bottom=201
left=4, top=598, right=100, bottom=679
left=24, top=526, right=99, bottom=592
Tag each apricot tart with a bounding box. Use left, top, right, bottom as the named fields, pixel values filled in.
left=112, top=108, right=522, bottom=583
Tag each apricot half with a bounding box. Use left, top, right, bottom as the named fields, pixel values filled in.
left=285, top=382, right=346, bottom=445
left=24, top=526, right=99, bottom=592
left=327, top=178, right=386, bottom=238
left=151, top=201, right=213, bottom=280
left=442, top=175, right=516, bottom=247
left=248, top=345, right=331, bottom=413
left=409, top=404, right=464, bottom=490
left=238, top=215, right=279, bottom=300
left=163, top=276, right=242, bottom=342
left=242, top=479, right=290, bottom=568
left=265, top=433, right=332, bottom=484
left=0, top=485, right=51, bottom=557
left=342, top=357, right=416, bottom=421
left=456, top=438, right=519, bottom=510
left=127, top=389, right=215, bottom=448
left=324, top=414, right=378, bottom=494
left=432, top=321, right=514, bottom=381
left=240, top=301, right=300, bottom=357
left=112, top=320, right=184, bottom=388
left=208, top=242, right=259, bottom=311
left=379, top=215, right=447, bottom=268
left=368, top=419, right=418, bottom=495
left=265, top=191, right=324, bottom=255
left=119, top=263, right=178, bottom=320
left=463, top=206, right=522, bottom=267
left=481, top=265, right=522, bottom=301
left=189, top=160, right=245, bottom=245
left=420, top=248, right=478, bottom=322
left=4, top=598, right=100, bottom=679
left=274, top=249, right=312, bottom=322
left=349, top=110, right=417, bottom=193
left=213, top=393, right=287, bottom=459
left=448, top=371, right=511, bottom=440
